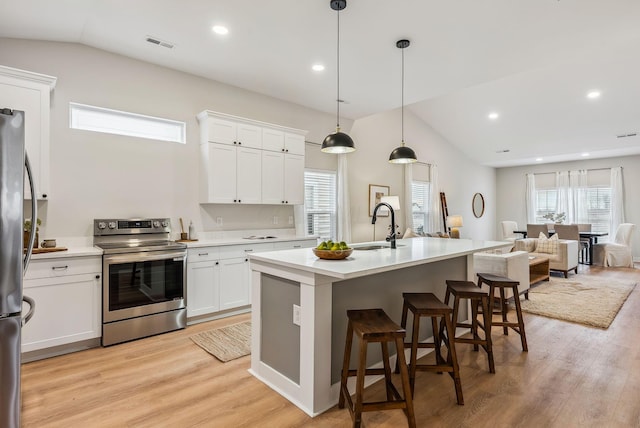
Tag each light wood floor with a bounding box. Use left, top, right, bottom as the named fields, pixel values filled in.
left=22, top=265, right=640, bottom=427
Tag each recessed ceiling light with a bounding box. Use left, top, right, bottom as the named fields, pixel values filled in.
left=535, top=158, right=543, bottom=162
left=212, top=25, right=229, bottom=35
left=312, top=64, right=325, bottom=72
left=488, top=112, right=499, bottom=120
left=581, top=152, right=590, bottom=157
left=586, top=91, right=601, bottom=99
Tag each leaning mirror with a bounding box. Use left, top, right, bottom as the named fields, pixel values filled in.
left=472, top=193, right=485, bottom=218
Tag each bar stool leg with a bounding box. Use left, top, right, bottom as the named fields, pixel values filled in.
left=409, top=312, right=420, bottom=395
left=512, top=285, right=529, bottom=352
left=394, top=301, right=410, bottom=374
left=381, top=341, right=394, bottom=401
left=353, top=339, right=368, bottom=428
left=442, top=313, right=464, bottom=405
left=480, top=294, right=495, bottom=374
left=499, top=286, right=508, bottom=336
left=395, top=336, right=417, bottom=428
left=431, top=316, right=444, bottom=370
left=339, top=322, right=353, bottom=409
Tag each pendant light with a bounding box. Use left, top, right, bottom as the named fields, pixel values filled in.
left=321, top=0, right=355, bottom=154
left=389, top=39, right=417, bottom=164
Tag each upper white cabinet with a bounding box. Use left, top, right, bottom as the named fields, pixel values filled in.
left=0, top=65, right=56, bottom=200
left=197, top=110, right=306, bottom=205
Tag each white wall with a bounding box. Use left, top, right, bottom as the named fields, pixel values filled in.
left=496, top=155, right=640, bottom=257
left=348, top=108, right=496, bottom=243
left=1, top=38, right=346, bottom=238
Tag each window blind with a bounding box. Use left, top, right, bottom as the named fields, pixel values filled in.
left=411, top=180, right=430, bottom=235
left=304, top=170, right=337, bottom=240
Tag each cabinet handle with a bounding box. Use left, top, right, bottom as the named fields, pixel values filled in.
left=95, top=274, right=101, bottom=279
left=234, top=199, right=237, bottom=202
left=281, top=200, right=285, bottom=204
left=238, top=199, right=241, bottom=203
left=199, top=253, right=208, bottom=256
left=234, top=141, right=237, bottom=145
left=245, top=258, right=248, bottom=262
left=244, top=249, right=253, bottom=252
left=286, top=149, right=289, bottom=152
left=281, top=148, right=285, bottom=152
left=238, top=141, right=242, bottom=145
left=285, top=201, right=288, bottom=204
left=52, top=265, right=68, bottom=271
left=215, top=261, right=219, bottom=265
left=293, top=245, right=301, bottom=248
left=42, top=194, right=48, bottom=198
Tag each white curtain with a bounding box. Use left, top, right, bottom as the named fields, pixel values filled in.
left=569, top=170, right=588, bottom=224
left=336, top=153, right=352, bottom=243
left=555, top=171, right=570, bottom=220
left=403, top=163, right=413, bottom=232
left=610, top=166, right=625, bottom=238
left=428, top=164, right=441, bottom=233
left=525, top=173, right=536, bottom=223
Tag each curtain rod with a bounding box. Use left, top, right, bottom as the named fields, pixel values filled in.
left=532, top=166, right=620, bottom=175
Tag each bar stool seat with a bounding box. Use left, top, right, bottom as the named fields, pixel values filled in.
left=441, top=280, right=495, bottom=373
left=339, top=308, right=416, bottom=428
left=395, top=292, right=464, bottom=405
left=477, top=272, right=528, bottom=352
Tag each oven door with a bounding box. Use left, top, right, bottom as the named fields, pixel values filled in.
left=103, top=249, right=186, bottom=323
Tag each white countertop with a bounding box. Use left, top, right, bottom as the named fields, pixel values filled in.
left=249, top=237, right=510, bottom=280
left=181, top=235, right=316, bottom=248
left=29, top=246, right=103, bottom=259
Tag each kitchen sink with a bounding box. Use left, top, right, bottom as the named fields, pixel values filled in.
left=352, top=244, right=405, bottom=250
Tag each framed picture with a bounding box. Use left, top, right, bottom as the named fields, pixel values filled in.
left=369, top=184, right=390, bottom=217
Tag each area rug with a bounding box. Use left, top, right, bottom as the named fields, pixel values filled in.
left=517, top=276, right=636, bottom=329
left=190, top=321, right=251, bottom=362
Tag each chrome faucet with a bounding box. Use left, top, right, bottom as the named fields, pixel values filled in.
left=372, top=202, right=397, bottom=249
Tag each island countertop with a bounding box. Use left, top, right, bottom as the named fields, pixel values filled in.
left=249, top=237, right=510, bottom=280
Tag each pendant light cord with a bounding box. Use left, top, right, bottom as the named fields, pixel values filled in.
left=401, top=44, right=405, bottom=144
left=336, top=8, right=341, bottom=129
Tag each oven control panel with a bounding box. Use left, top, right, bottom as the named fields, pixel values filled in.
left=94, top=218, right=171, bottom=236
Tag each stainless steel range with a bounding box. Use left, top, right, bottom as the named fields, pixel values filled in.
left=93, top=218, right=186, bottom=346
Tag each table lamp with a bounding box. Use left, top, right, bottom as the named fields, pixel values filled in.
left=380, top=196, right=401, bottom=211
left=446, top=215, right=463, bottom=239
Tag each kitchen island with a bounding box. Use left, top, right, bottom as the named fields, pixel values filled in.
left=248, top=237, right=508, bottom=417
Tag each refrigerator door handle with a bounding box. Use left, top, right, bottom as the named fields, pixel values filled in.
left=23, top=153, right=38, bottom=273
left=22, top=295, right=35, bottom=326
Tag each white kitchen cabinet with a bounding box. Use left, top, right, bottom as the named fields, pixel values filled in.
left=261, top=152, right=304, bottom=205
left=197, top=110, right=306, bottom=205
left=200, top=142, right=262, bottom=203
left=262, top=129, right=305, bottom=156
left=0, top=65, right=56, bottom=200
left=187, top=260, right=220, bottom=317
left=219, top=257, right=250, bottom=310
left=22, top=256, right=101, bottom=353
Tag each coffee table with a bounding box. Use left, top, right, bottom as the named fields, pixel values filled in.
left=529, top=255, right=550, bottom=286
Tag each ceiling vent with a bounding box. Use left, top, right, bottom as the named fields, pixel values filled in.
left=616, top=132, right=637, bottom=138
left=145, top=36, right=174, bottom=49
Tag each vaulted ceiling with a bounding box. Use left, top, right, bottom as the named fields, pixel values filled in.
left=2, top=0, right=640, bottom=166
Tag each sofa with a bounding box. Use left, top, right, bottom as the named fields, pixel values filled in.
left=514, top=236, right=579, bottom=278
left=473, top=250, right=530, bottom=299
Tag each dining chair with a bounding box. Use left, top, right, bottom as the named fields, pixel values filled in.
left=593, top=223, right=636, bottom=267
left=500, top=221, right=519, bottom=242
left=554, top=224, right=585, bottom=263
left=527, top=224, right=548, bottom=239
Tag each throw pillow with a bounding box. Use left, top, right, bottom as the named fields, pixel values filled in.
left=536, top=232, right=558, bottom=254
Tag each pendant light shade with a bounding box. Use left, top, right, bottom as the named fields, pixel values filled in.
left=389, top=39, right=417, bottom=164
left=321, top=0, right=355, bottom=154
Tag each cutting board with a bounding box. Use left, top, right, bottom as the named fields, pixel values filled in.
left=27, top=247, right=68, bottom=254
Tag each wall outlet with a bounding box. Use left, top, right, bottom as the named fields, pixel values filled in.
left=293, top=304, right=301, bottom=326
left=273, top=216, right=278, bottom=225
left=288, top=216, right=293, bottom=225
left=216, top=217, right=223, bottom=226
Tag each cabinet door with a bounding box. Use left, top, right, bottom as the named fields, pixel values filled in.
left=219, top=257, right=250, bottom=310
left=284, top=154, right=305, bottom=205
left=207, top=117, right=237, bottom=145
left=262, top=128, right=285, bottom=152
left=236, top=147, right=262, bottom=203
left=261, top=151, right=284, bottom=204
left=208, top=143, right=237, bottom=203
left=285, top=132, right=305, bottom=156
left=186, top=260, right=220, bottom=317
left=237, top=123, right=262, bottom=149
left=22, top=273, right=101, bottom=352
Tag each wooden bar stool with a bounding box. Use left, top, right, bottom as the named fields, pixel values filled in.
left=339, top=308, right=416, bottom=428
left=441, top=280, right=495, bottom=374
left=395, top=292, right=464, bottom=405
left=476, top=272, right=528, bottom=352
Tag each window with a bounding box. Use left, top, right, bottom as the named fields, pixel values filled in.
left=411, top=180, right=430, bottom=235
left=70, top=102, right=186, bottom=144
left=586, top=187, right=611, bottom=234
left=535, top=189, right=557, bottom=223
left=304, top=169, right=336, bottom=240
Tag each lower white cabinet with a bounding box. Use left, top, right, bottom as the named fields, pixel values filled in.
left=22, top=256, right=101, bottom=353
left=186, top=239, right=316, bottom=320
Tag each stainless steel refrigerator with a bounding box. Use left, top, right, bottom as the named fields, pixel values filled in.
left=0, top=108, right=38, bottom=428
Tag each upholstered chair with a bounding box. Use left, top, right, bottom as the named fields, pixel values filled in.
left=527, top=224, right=548, bottom=239
left=593, top=223, right=636, bottom=267
left=514, top=234, right=579, bottom=277
left=500, top=221, right=519, bottom=242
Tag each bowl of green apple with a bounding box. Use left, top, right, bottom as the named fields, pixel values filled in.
left=312, top=240, right=353, bottom=260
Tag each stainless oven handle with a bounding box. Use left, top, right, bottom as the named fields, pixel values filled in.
left=104, top=250, right=187, bottom=264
